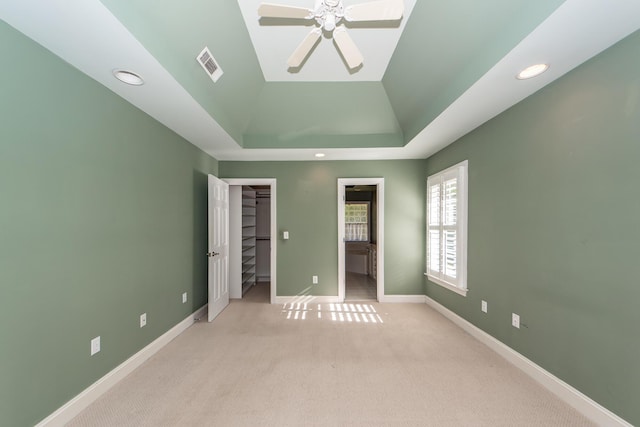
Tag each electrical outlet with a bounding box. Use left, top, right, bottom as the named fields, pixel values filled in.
left=481, top=300, right=488, bottom=313
left=90, top=336, right=101, bottom=356
left=512, top=313, right=520, bottom=329
left=140, top=313, right=147, bottom=328
left=312, top=275, right=318, bottom=284
left=182, top=292, right=187, bottom=303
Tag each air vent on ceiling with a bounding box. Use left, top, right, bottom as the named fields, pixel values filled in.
left=196, top=47, right=223, bottom=83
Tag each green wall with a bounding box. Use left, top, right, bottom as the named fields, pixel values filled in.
left=424, top=30, right=640, bottom=425
left=5, top=7, right=638, bottom=426
left=0, top=22, right=217, bottom=426
left=219, top=160, right=426, bottom=297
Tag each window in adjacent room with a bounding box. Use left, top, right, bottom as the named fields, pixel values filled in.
left=426, top=160, right=468, bottom=296
left=345, top=202, right=369, bottom=242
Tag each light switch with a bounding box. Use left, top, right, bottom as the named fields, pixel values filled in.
left=283, top=231, right=289, bottom=240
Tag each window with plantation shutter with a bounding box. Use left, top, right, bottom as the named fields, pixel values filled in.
left=426, top=160, right=468, bottom=296
left=345, top=202, right=369, bottom=242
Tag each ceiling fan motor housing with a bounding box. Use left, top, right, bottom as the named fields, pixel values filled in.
left=315, top=0, right=344, bottom=32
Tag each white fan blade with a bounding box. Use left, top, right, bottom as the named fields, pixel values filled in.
left=287, top=28, right=322, bottom=68
left=333, top=28, right=363, bottom=69
left=258, top=3, right=313, bottom=19
left=344, top=0, right=404, bottom=22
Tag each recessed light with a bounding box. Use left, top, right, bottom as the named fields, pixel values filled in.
left=113, top=69, right=144, bottom=86
left=315, top=153, right=326, bottom=158
left=516, top=64, right=549, bottom=80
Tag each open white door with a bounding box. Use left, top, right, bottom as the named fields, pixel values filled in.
left=207, top=174, right=229, bottom=322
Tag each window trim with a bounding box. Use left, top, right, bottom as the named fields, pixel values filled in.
left=424, top=273, right=468, bottom=296
left=426, top=160, right=468, bottom=297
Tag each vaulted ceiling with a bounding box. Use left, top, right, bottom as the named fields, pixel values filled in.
left=2, top=1, right=640, bottom=160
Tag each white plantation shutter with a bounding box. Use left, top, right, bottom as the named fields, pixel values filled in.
left=443, top=174, right=458, bottom=279
left=426, top=161, right=468, bottom=294
left=427, top=181, right=441, bottom=274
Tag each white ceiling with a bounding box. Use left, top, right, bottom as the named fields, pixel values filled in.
left=237, top=0, right=417, bottom=82
left=2, top=0, right=640, bottom=161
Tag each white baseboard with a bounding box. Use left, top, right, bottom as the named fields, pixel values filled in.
left=424, top=297, right=632, bottom=427
left=274, top=295, right=342, bottom=305
left=379, top=295, right=426, bottom=303
left=36, top=305, right=208, bottom=427
left=275, top=295, right=426, bottom=304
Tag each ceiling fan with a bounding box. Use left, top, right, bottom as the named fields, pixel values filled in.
left=257, top=0, right=404, bottom=70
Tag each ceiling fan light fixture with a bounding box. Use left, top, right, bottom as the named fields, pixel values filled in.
left=516, top=63, right=549, bottom=80
left=113, top=69, right=144, bottom=86
left=324, top=14, right=337, bottom=31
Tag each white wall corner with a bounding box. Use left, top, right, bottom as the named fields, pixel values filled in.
left=423, top=297, right=633, bottom=427
left=36, top=305, right=208, bottom=427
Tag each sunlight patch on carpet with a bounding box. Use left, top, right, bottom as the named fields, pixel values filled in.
left=281, top=303, right=383, bottom=323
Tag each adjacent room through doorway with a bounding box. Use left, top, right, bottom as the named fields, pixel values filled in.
left=344, top=185, right=377, bottom=301
left=338, top=178, right=384, bottom=302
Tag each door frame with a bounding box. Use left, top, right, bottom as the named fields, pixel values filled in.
left=224, top=178, right=277, bottom=304
left=337, top=178, right=384, bottom=302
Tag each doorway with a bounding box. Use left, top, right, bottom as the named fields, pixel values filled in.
left=338, top=178, right=384, bottom=302
left=225, top=178, right=277, bottom=304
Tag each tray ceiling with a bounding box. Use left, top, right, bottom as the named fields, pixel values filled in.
left=2, top=0, right=640, bottom=160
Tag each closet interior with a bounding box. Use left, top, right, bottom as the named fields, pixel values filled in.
left=230, top=185, right=271, bottom=298
left=241, top=186, right=257, bottom=294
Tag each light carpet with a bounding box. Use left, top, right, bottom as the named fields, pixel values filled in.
left=68, top=283, right=593, bottom=426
